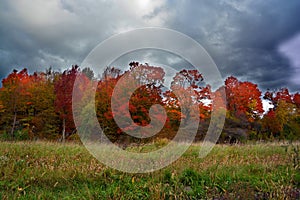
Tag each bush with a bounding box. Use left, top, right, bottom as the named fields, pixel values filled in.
left=0, top=131, right=11, bottom=141
left=15, top=129, right=30, bottom=140
left=0, top=129, right=29, bottom=141
left=67, top=133, right=82, bottom=144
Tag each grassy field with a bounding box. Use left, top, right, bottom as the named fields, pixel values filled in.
left=0, top=141, right=299, bottom=199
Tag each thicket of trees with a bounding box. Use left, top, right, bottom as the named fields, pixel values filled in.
left=0, top=63, right=299, bottom=143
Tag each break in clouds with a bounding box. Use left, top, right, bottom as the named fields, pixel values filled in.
left=0, top=0, right=300, bottom=91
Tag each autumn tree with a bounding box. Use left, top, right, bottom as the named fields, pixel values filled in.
left=0, top=99, right=5, bottom=131
left=54, top=65, right=79, bottom=142
left=95, top=63, right=169, bottom=142
left=0, top=100, right=4, bottom=113
left=95, top=67, right=122, bottom=141
left=1, top=63, right=299, bottom=143
left=293, top=93, right=300, bottom=109
left=225, top=76, right=263, bottom=122
left=82, top=67, right=95, bottom=80
left=110, top=63, right=166, bottom=140
left=164, top=69, right=205, bottom=124
left=0, top=69, right=32, bottom=138
left=263, top=88, right=300, bottom=140
left=264, top=88, right=293, bottom=109
left=293, top=92, right=300, bottom=123
left=127, top=62, right=165, bottom=127
left=27, top=70, right=59, bottom=139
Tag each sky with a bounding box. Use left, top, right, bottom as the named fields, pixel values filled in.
left=0, top=0, right=300, bottom=92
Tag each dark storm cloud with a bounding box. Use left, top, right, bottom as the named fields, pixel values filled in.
left=0, top=0, right=167, bottom=83
left=162, top=0, right=300, bottom=91
left=0, top=0, right=299, bottom=91
left=279, top=33, right=300, bottom=89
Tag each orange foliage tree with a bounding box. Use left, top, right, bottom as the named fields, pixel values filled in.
left=225, top=76, right=263, bottom=122
left=0, top=69, right=32, bottom=137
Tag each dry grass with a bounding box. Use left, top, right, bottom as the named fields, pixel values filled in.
left=0, top=141, right=299, bottom=199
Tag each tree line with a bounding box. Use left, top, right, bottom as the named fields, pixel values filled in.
left=0, top=62, right=299, bottom=143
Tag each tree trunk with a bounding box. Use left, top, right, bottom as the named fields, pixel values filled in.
left=10, top=111, right=17, bottom=138
left=62, top=118, right=66, bottom=143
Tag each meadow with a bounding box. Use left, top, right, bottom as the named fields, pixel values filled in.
left=0, top=141, right=299, bottom=199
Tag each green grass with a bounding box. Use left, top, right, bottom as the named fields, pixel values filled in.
left=0, top=141, right=299, bottom=199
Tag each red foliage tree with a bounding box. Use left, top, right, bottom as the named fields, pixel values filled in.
left=262, top=109, right=281, bottom=137
left=1, top=69, right=31, bottom=137
left=264, top=88, right=293, bottom=109
left=95, top=63, right=167, bottom=140
left=293, top=93, right=300, bottom=108
left=164, top=69, right=206, bottom=124
left=95, top=67, right=122, bottom=140
left=54, top=65, right=79, bottom=142
left=112, top=63, right=166, bottom=137
left=225, top=76, right=263, bottom=121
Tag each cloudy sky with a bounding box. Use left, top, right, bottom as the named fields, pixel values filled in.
left=0, top=0, right=300, bottom=92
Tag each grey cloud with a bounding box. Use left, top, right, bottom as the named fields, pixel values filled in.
left=162, top=0, right=300, bottom=91
left=0, top=0, right=168, bottom=80
left=279, top=33, right=300, bottom=90
left=1, top=0, right=300, bottom=92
